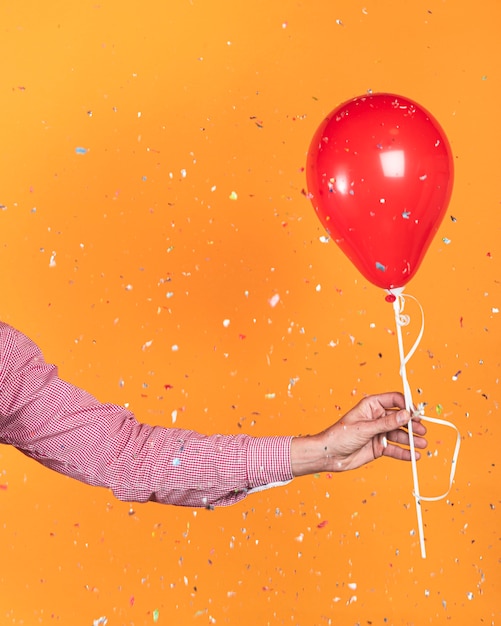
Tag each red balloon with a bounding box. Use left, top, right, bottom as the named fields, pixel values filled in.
left=306, top=93, right=454, bottom=290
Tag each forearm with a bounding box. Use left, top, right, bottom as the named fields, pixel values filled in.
left=0, top=323, right=293, bottom=507
left=18, top=407, right=293, bottom=508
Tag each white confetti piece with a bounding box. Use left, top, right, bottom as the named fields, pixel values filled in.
left=268, top=293, right=280, bottom=307
left=223, top=319, right=231, bottom=328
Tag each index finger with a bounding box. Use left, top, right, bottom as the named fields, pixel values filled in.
left=372, top=392, right=406, bottom=411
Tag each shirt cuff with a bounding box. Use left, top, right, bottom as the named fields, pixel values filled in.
left=246, top=435, right=294, bottom=492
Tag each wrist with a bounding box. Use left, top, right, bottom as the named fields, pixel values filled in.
left=290, top=434, right=329, bottom=477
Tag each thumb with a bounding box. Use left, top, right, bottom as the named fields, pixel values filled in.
left=370, top=409, right=410, bottom=436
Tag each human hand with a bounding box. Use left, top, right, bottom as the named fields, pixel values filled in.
left=291, top=392, right=427, bottom=476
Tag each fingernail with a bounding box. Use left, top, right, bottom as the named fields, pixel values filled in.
left=382, top=436, right=388, bottom=448
left=397, top=411, right=409, bottom=425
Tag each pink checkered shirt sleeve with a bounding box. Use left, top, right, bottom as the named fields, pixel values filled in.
left=0, top=322, right=293, bottom=507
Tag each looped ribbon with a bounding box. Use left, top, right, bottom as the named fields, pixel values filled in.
left=388, top=288, right=461, bottom=559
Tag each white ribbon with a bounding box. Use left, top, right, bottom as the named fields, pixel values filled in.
left=389, top=289, right=461, bottom=558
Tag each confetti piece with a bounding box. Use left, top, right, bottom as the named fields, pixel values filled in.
left=223, top=319, right=231, bottom=327
left=229, top=191, right=238, bottom=200
left=375, top=261, right=386, bottom=272
left=153, top=609, right=160, bottom=622
left=93, top=618, right=108, bottom=626
left=442, top=237, right=451, bottom=244
left=268, top=293, right=280, bottom=307
left=75, top=147, right=88, bottom=155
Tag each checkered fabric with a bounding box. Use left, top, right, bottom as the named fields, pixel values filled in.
left=0, top=322, right=293, bottom=507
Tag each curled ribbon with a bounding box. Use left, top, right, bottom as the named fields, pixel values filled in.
left=388, top=289, right=461, bottom=559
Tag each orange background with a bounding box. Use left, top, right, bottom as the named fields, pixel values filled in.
left=0, top=1, right=499, bottom=624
